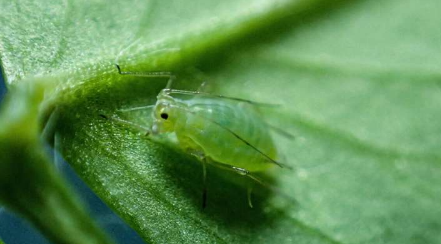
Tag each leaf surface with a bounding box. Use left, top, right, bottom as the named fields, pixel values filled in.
left=1, top=0, right=440, bottom=243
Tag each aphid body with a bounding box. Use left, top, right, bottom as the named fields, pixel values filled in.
left=152, top=89, right=279, bottom=173
left=112, top=64, right=288, bottom=207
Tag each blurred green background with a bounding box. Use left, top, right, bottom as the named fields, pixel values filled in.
left=0, top=71, right=144, bottom=244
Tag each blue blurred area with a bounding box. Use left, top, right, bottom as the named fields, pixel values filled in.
left=0, top=70, right=145, bottom=243
left=0, top=71, right=5, bottom=103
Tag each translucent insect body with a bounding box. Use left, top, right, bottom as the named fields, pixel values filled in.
left=153, top=89, right=281, bottom=171
left=110, top=65, right=287, bottom=208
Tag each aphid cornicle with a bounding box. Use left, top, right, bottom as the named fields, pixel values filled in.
left=109, top=65, right=287, bottom=208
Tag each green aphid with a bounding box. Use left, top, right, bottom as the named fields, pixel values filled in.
left=106, top=65, right=292, bottom=208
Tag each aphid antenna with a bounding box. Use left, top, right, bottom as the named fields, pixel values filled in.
left=117, top=105, right=156, bottom=113
left=99, top=113, right=152, bottom=135
left=164, top=89, right=281, bottom=107
left=115, top=64, right=176, bottom=89
left=170, top=104, right=284, bottom=168
left=115, top=64, right=281, bottom=108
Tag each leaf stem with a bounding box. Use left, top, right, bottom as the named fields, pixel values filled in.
left=0, top=80, right=114, bottom=244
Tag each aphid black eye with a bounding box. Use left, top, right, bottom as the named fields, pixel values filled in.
left=160, top=113, right=169, bottom=120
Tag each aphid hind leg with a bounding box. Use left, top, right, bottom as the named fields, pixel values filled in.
left=209, top=163, right=266, bottom=208
left=211, top=163, right=298, bottom=207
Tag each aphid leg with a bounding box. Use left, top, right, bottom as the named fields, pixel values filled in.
left=188, top=68, right=211, bottom=92
left=190, top=150, right=208, bottom=209
left=247, top=186, right=254, bottom=208
left=209, top=163, right=266, bottom=207
left=99, top=114, right=151, bottom=136
left=115, top=64, right=176, bottom=89
left=212, top=163, right=298, bottom=206
left=53, top=132, right=64, bottom=172
left=189, top=151, right=209, bottom=208
left=41, top=106, right=60, bottom=144
left=202, top=158, right=208, bottom=209
left=197, top=81, right=209, bottom=92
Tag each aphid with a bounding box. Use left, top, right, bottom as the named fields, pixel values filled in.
left=103, top=65, right=292, bottom=208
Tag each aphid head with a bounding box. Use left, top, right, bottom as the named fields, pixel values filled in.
left=152, top=99, right=178, bottom=134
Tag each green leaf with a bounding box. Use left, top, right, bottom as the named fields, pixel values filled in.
left=1, top=0, right=441, bottom=243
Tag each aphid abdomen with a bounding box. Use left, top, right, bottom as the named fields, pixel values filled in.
left=174, top=97, right=278, bottom=172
